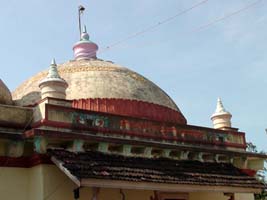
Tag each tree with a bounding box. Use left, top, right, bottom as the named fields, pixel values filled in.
left=247, top=142, right=258, bottom=153
left=246, top=142, right=267, bottom=200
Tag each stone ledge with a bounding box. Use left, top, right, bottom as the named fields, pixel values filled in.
left=0, top=104, right=33, bottom=128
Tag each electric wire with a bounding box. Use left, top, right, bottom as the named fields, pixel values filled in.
left=191, top=0, right=263, bottom=33
left=101, top=0, right=209, bottom=51
left=80, top=0, right=210, bottom=58
left=103, top=0, right=264, bottom=54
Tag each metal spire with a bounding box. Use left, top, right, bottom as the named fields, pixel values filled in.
left=83, top=25, right=87, bottom=33
left=80, top=25, right=90, bottom=41
left=78, top=5, right=85, bottom=40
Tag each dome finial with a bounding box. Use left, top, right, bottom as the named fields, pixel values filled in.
left=73, top=31, right=98, bottom=60
left=211, top=97, right=232, bottom=130
left=73, top=5, right=98, bottom=60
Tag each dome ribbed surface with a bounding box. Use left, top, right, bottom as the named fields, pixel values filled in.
left=12, top=59, right=181, bottom=113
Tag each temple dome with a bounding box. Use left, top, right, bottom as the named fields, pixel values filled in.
left=13, top=59, right=178, bottom=110
left=12, top=59, right=186, bottom=123
left=11, top=22, right=187, bottom=124
left=0, top=79, right=13, bottom=105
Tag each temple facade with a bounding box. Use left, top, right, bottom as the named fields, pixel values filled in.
left=0, top=11, right=266, bottom=200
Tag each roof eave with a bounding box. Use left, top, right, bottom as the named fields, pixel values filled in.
left=80, top=178, right=262, bottom=194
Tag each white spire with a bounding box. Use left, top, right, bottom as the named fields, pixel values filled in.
left=46, top=58, right=61, bottom=79
left=211, top=98, right=232, bottom=130
left=39, top=59, right=68, bottom=100
left=215, top=98, right=228, bottom=113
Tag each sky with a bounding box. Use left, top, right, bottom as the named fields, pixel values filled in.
left=0, top=0, right=267, bottom=151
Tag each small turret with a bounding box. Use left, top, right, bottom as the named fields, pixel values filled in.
left=211, top=98, right=232, bottom=130
left=39, top=59, right=68, bottom=99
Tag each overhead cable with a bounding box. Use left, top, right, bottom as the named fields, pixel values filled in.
left=103, top=0, right=264, bottom=54
left=191, top=0, right=263, bottom=33
left=98, top=0, right=209, bottom=53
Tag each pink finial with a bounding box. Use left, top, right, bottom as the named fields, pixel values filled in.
left=73, top=25, right=98, bottom=60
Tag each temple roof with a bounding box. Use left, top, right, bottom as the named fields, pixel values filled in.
left=49, top=149, right=264, bottom=190
left=12, top=60, right=179, bottom=111
left=12, top=19, right=186, bottom=123
left=12, top=59, right=185, bottom=122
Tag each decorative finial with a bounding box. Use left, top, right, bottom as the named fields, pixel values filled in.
left=39, top=59, right=68, bottom=100
left=47, top=58, right=60, bottom=79
left=73, top=5, right=98, bottom=60
left=215, top=97, right=227, bottom=113
left=73, top=24, right=98, bottom=60
left=211, top=98, right=232, bottom=130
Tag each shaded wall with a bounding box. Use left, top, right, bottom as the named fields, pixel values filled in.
left=0, top=165, right=256, bottom=200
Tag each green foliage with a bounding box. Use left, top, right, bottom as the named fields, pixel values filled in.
left=247, top=142, right=267, bottom=200
left=255, top=191, right=267, bottom=200
left=255, top=168, right=267, bottom=200
left=246, top=142, right=258, bottom=153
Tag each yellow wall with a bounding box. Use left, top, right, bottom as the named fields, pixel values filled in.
left=42, top=165, right=77, bottom=200
left=0, top=167, right=29, bottom=200
left=190, top=192, right=254, bottom=200
left=28, top=165, right=43, bottom=200
left=235, top=193, right=255, bottom=200
left=189, top=192, right=228, bottom=200
left=0, top=166, right=46, bottom=200
left=0, top=165, right=77, bottom=200
left=41, top=165, right=154, bottom=200
left=0, top=165, right=256, bottom=200
left=248, top=159, right=264, bottom=171
left=98, top=189, right=153, bottom=200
